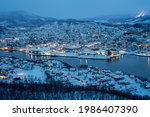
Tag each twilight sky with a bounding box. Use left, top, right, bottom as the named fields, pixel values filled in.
left=0, top=0, right=150, bottom=19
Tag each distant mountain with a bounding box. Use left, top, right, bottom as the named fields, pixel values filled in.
left=86, top=14, right=134, bottom=23
left=0, top=11, right=57, bottom=27
left=0, top=11, right=90, bottom=27
left=125, top=15, right=150, bottom=32
left=87, top=14, right=150, bottom=25
left=125, top=15, right=150, bottom=24
left=0, top=11, right=149, bottom=28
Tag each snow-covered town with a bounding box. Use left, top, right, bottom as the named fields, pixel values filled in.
left=0, top=11, right=150, bottom=99
left=1, top=19, right=150, bottom=56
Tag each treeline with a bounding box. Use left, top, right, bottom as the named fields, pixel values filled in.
left=0, top=81, right=149, bottom=100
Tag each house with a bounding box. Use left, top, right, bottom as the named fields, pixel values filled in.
left=0, top=69, right=8, bottom=79
left=0, top=74, right=8, bottom=79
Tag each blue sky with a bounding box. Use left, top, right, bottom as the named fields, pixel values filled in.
left=0, top=0, right=150, bottom=19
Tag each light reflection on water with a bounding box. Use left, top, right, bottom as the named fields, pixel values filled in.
left=148, top=58, right=150, bottom=71
left=148, top=58, right=150, bottom=65
left=0, top=51, right=150, bottom=81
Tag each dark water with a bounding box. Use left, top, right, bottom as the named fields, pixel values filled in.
left=0, top=50, right=150, bottom=81
left=56, top=55, right=150, bottom=81
left=0, top=50, right=29, bottom=59
left=0, top=50, right=149, bottom=100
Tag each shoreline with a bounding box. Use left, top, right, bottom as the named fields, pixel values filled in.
left=119, top=51, right=150, bottom=57
left=0, top=56, right=150, bottom=100
left=29, top=53, right=117, bottom=60
left=0, top=50, right=150, bottom=82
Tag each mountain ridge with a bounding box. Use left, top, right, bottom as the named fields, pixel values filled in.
left=0, top=11, right=150, bottom=27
